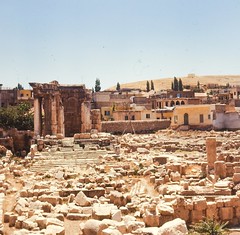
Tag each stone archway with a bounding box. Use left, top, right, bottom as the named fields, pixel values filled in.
left=181, top=101, right=185, bottom=105
left=184, top=113, right=189, bottom=125
left=176, top=101, right=180, bottom=105
left=170, top=101, right=175, bottom=107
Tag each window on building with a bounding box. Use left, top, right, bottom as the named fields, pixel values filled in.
left=146, top=114, right=150, bottom=119
left=104, top=110, right=110, bottom=116
left=200, top=114, right=204, bottom=123
left=125, top=116, right=128, bottom=120
left=131, top=115, right=135, bottom=120
left=208, top=114, right=211, bottom=120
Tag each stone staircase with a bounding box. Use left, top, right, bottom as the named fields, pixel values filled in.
left=29, top=148, right=107, bottom=173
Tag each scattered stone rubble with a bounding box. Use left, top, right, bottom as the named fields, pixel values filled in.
left=1, top=130, right=240, bottom=234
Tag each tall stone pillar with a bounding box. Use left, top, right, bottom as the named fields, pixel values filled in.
left=81, top=101, right=91, bottom=132
left=57, top=97, right=65, bottom=137
left=51, top=95, right=57, bottom=135
left=206, top=137, right=217, bottom=170
left=34, top=97, right=41, bottom=137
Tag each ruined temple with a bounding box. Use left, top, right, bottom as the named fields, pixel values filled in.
left=29, top=81, right=92, bottom=137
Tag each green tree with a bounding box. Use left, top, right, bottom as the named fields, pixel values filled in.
left=171, top=82, right=174, bottom=90
left=179, top=78, right=183, bottom=91
left=95, top=78, right=101, bottom=92
left=173, top=77, right=179, bottom=91
left=197, top=81, right=200, bottom=90
left=150, top=80, right=154, bottom=90
left=116, top=82, right=121, bottom=91
left=146, top=81, right=150, bottom=92
left=0, top=102, right=33, bottom=130
left=16, top=83, right=24, bottom=90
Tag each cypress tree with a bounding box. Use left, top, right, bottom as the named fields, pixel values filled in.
left=150, top=80, right=154, bottom=90
left=179, top=78, right=183, bottom=91
left=146, top=81, right=150, bottom=92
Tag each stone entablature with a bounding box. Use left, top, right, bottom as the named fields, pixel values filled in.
left=30, top=81, right=92, bottom=137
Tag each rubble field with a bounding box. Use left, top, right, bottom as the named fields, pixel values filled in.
left=1, top=130, right=240, bottom=234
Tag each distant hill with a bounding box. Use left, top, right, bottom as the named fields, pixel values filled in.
left=107, top=74, right=240, bottom=91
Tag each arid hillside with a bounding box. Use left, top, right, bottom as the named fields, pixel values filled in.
left=107, top=74, right=240, bottom=91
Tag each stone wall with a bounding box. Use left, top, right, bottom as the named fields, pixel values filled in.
left=101, top=119, right=171, bottom=134
left=0, top=128, right=34, bottom=155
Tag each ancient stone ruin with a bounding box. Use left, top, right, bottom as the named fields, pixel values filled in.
left=29, top=81, right=92, bottom=137
left=0, top=129, right=240, bottom=234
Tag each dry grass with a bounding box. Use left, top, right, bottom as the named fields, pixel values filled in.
left=107, top=74, right=240, bottom=91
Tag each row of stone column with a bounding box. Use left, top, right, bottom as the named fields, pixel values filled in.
left=34, top=95, right=64, bottom=137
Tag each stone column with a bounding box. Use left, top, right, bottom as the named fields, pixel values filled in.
left=206, top=137, right=217, bottom=170
left=57, top=97, right=65, bottom=137
left=81, top=101, right=91, bottom=132
left=34, top=97, right=41, bottom=137
left=51, top=95, right=57, bottom=135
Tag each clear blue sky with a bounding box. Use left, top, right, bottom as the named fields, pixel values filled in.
left=1, top=0, right=240, bottom=90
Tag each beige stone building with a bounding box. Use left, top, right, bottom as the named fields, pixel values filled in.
left=171, top=104, right=213, bottom=129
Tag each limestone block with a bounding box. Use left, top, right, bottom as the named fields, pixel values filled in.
left=74, top=133, right=91, bottom=139
left=157, top=218, right=188, bottom=235
left=216, top=199, right=224, bottom=208
left=170, top=171, right=181, bottom=182
left=150, top=176, right=155, bottom=183
left=22, top=219, right=38, bottom=230
left=214, top=161, right=226, bottom=179
left=19, top=190, right=28, bottom=197
left=153, top=156, right=168, bottom=165
left=157, top=204, right=174, bottom=216
left=193, top=197, right=207, bottom=211
left=74, top=191, right=92, bottom=207
left=66, top=213, right=91, bottom=220
left=191, top=210, right=205, bottom=222
left=39, top=195, right=59, bottom=206
left=233, top=173, right=240, bottom=184
left=234, top=166, right=240, bottom=173
left=36, top=216, right=47, bottom=229
left=45, top=225, right=65, bottom=235
left=46, top=217, right=64, bottom=227
left=82, top=207, right=92, bottom=215
left=82, top=219, right=101, bottom=235
left=137, top=147, right=150, bottom=154
left=184, top=200, right=193, bottom=210
left=134, top=227, right=160, bottom=235
left=109, top=191, right=128, bottom=207
left=92, top=203, right=118, bottom=220
left=219, top=207, right=233, bottom=221
left=174, top=208, right=190, bottom=222
left=42, top=202, right=52, bottom=213
left=126, top=221, right=145, bottom=233
left=206, top=202, right=217, bottom=219
left=111, top=209, right=122, bottom=222
left=235, top=207, right=240, bottom=218
left=143, top=210, right=160, bottom=227
left=9, top=214, right=17, bottom=227
left=15, top=216, right=26, bottom=229
left=101, top=227, right=122, bottom=235
left=3, top=212, right=12, bottom=223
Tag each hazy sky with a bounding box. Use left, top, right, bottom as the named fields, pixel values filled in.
left=1, top=0, right=240, bottom=90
